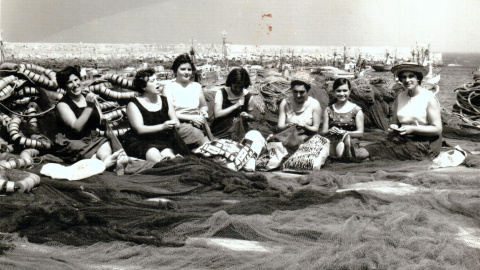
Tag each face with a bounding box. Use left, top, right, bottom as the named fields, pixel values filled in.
left=144, top=75, right=161, bottom=95
left=176, top=63, right=193, bottom=83
left=231, top=83, right=243, bottom=94
left=292, top=85, right=308, bottom=103
left=66, top=74, right=83, bottom=96
left=334, top=84, right=350, bottom=102
left=399, top=71, right=419, bottom=90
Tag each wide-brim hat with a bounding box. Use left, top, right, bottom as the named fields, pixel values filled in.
left=391, top=63, right=428, bottom=77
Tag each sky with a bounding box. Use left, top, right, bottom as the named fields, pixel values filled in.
left=1, top=0, right=480, bottom=53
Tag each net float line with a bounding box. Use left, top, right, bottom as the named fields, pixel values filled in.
left=102, top=74, right=134, bottom=89
left=0, top=85, right=15, bottom=101
left=18, top=63, right=57, bottom=84
left=13, top=97, right=32, bottom=106
left=87, top=84, right=138, bottom=100
left=14, top=86, right=39, bottom=97
left=0, top=62, right=20, bottom=71
left=0, top=75, right=18, bottom=93
left=98, top=101, right=119, bottom=111
left=96, top=127, right=130, bottom=137
left=18, top=69, right=58, bottom=90
left=24, top=106, right=38, bottom=126
left=0, top=173, right=41, bottom=194
left=103, top=108, right=126, bottom=121
left=7, top=115, right=52, bottom=150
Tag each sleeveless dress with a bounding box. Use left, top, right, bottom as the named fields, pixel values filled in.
left=210, top=88, right=252, bottom=140
left=285, top=96, right=315, bottom=129
left=326, top=102, right=362, bottom=158
left=365, top=88, right=442, bottom=160
left=163, top=81, right=209, bottom=147
left=123, top=96, right=188, bottom=159
left=54, top=95, right=108, bottom=163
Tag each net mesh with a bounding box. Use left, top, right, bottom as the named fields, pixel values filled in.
left=1, top=158, right=480, bottom=269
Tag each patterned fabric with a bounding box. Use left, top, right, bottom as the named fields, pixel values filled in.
left=285, top=96, right=314, bottom=127
left=326, top=103, right=362, bottom=132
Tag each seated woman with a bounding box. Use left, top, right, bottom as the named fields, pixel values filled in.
left=163, top=54, right=210, bottom=148
left=274, top=72, right=321, bottom=151
left=362, top=64, right=442, bottom=160
left=55, top=66, right=123, bottom=168
left=124, top=68, right=189, bottom=162
left=321, top=78, right=364, bottom=159
left=210, top=68, right=255, bottom=141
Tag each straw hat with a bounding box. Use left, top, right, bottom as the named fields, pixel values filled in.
left=391, top=63, right=428, bottom=77
left=291, top=71, right=314, bottom=85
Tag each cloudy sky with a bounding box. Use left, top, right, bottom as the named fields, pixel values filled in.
left=2, top=0, right=480, bottom=52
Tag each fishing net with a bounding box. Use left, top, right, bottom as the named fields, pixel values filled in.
left=2, top=158, right=480, bottom=269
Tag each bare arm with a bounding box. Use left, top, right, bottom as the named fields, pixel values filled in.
left=57, top=101, right=95, bottom=133
left=300, top=100, right=321, bottom=133
left=277, top=99, right=290, bottom=131
left=126, top=101, right=174, bottom=135
left=213, top=89, right=243, bottom=118
left=321, top=107, right=330, bottom=135
left=349, top=110, right=364, bottom=138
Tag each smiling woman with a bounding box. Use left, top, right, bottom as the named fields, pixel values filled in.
left=362, top=64, right=443, bottom=160
left=163, top=54, right=210, bottom=148
left=123, top=68, right=189, bottom=162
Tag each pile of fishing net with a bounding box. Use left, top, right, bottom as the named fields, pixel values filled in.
left=452, top=82, right=480, bottom=126
left=341, top=76, right=396, bottom=130
left=0, top=63, right=140, bottom=157
left=2, top=159, right=480, bottom=269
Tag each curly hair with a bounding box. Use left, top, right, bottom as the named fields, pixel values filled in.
left=171, top=53, right=196, bottom=76
left=226, top=68, right=251, bottom=89
left=56, top=66, right=81, bottom=89
left=133, top=68, right=155, bottom=93
left=290, top=80, right=311, bottom=92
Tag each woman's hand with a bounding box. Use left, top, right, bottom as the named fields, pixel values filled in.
left=85, top=92, right=99, bottom=104
left=190, top=115, right=206, bottom=127
left=329, top=127, right=346, bottom=135
left=162, top=120, right=178, bottom=130
left=240, top=111, right=252, bottom=119
left=395, top=125, right=415, bottom=136
left=236, top=97, right=245, bottom=108
left=200, top=110, right=209, bottom=118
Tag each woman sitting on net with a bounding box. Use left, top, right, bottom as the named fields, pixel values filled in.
left=278, top=73, right=321, bottom=133
left=274, top=72, right=321, bottom=149
left=210, top=68, right=255, bottom=141
left=361, top=64, right=442, bottom=160
left=55, top=66, right=124, bottom=168
left=163, top=53, right=210, bottom=148
left=123, top=68, right=189, bottom=162
left=321, top=78, right=364, bottom=160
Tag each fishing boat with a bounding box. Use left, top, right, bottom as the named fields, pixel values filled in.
left=372, top=65, right=392, bottom=72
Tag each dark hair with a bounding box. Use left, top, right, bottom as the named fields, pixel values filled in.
left=290, top=80, right=311, bottom=92
left=397, top=70, right=423, bottom=85
left=226, top=68, right=251, bottom=89
left=171, top=53, right=196, bottom=76
left=56, top=66, right=81, bottom=89
left=332, top=78, right=352, bottom=91
left=133, top=68, right=155, bottom=93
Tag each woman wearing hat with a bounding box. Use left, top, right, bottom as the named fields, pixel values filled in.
left=361, top=64, right=442, bottom=160
left=275, top=72, right=321, bottom=145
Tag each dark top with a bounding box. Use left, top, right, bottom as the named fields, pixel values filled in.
left=123, top=96, right=184, bottom=158
left=210, top=88, right=252, bottom=139
left=56, top=95, right=101, bottom=140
